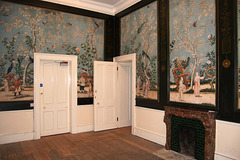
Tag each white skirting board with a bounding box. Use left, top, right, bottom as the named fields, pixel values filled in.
left=215, top=153, right=237, bottom=160
left=0, top=125, right=93, bottom=144
left=0, top=132, right=34, bottom=144
left=133, top=127, right=166, bottom=146
left=75, top=125, right=94, bottom=133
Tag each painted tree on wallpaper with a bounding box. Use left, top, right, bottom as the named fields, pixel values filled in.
left=0, top=1, right=104, bottom=102
left=170, top=0, right=216, bottom=106
left=121, top=1, right=157, bottom=100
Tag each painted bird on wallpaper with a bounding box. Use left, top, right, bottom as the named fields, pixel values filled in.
left=193, top=21, right=197, bottom=27
left=142, top=50, right=152, bottom=79
left=42, top=21, right=48, bottom=25
left=29, top=56, right=34, bottom=63
left=67, top=23, right=72, bottom=26
left=7, top=62, right=13, bottom=74
left=170, top=39, right=176, bottom=51
left=17, top=58, right=21, bottom=66
left=182, top=57, right=190, bottom=70
left=142, top=50, right=150, bottom=61
left=78, top=66, right=88, bottom=72
left=93, top=19, right=99, bottom=28
left=137, top=22, right=146, bottom=34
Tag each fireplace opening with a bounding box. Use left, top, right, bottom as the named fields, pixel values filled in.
left=179, top=126, right=196, bottom=158
left=171, top=115, right=205, bottom=160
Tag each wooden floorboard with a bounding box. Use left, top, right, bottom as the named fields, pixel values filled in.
left=0, top=127, right=165, bottom=160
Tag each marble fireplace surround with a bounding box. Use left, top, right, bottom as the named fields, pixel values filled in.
left=164, top=106, right=216, bottom=160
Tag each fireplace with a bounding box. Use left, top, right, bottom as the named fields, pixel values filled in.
left=164, top=106, right=216, bottom=160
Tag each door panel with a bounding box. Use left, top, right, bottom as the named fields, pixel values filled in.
left=94, top=61, right=117, bottom=131
left=57, top=110, right=67, bottom=129
left=57, top=65, right=68, bottom=103
left=42, top=63, right=54, bottom=105
left=40, top=61, right=70, bottom=136
left=97, top=106, right=104, bottom=125
left=43, top=111, right=54, bottom=131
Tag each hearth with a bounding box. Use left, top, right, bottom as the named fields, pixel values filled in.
left=164, top=106, right=216, bottom=160
left=179, top=125, right=196, bottom=157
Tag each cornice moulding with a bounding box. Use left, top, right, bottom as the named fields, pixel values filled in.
left=41, top=0, right=140, bottom=15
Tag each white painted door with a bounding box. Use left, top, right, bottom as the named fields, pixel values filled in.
left=40, top=60, right=70, bottom=136
left=94, top=61, right=117, bottom=131
left=117, top=62, right=132, bottom=127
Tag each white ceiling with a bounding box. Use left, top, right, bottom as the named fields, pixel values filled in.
left=41, top=0, right=141, bottom=15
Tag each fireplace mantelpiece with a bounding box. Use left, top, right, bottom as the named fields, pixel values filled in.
left=164, top=106, right=216, bottom=160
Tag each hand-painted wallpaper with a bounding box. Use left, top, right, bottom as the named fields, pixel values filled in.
left=0, top=1, right=104, bottom=102
left=121, top=1, right=157, bottom=100
left=169, top=0, right=216, bottom=106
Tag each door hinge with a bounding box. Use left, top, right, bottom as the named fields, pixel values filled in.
left=117, top=117, right=119, bottom=121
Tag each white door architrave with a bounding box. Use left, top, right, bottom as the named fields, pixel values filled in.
left=34, top=53, right=77, bottom=139
left=113, top=53, right=136, bottom=135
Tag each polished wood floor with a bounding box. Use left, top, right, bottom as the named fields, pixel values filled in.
left=0, top=127, right=165, bottom=160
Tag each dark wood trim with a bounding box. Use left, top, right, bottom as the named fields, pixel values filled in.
left=159, top=0, right=168, bottom=107
left=0, top=101, right=33, bottom=111
left=114, top=16, right=121, bottom=57
left=233, top=0, right=240, bottom=112
left=157, top=0, right=161, bottom=104
left=136, top=98, right=163, bottom=110
left=77, top=98, right=93, bottom=105
left=104, top=16, right=115, bottom=61
left=167, top=102, right=217, bottom=111
left=217, top=0, right=240, bottom=123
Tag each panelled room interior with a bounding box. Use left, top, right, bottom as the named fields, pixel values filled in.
left=0, top=0, right=240, bottom=159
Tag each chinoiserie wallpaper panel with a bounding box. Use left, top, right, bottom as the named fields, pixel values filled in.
left=169, top=0, right=216, bottom=106
left=0, top=1, right=104, bottom=102
left=120, top=1, right=158, bottom=100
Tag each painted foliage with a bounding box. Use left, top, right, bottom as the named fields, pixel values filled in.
left=121, top=1, right=157, bottom=100
left=0, top=1, right=104, bottom=102
left=169, top=0, right=216, bottom=106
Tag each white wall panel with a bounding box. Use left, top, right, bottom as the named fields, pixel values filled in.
left=77, top=105, right=94, bottom=126
left=0, top=110, right=33, bottom=135
left=215, top=120, right=240, bottom=160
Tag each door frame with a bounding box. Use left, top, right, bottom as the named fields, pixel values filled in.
left=113, top=53, right=136, bottom=134
left=34, top=53, right=77, bottom=139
